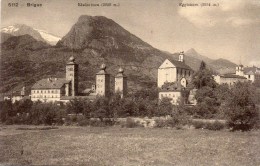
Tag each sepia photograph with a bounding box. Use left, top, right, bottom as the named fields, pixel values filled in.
left=0, top=0, right=260, bottom=165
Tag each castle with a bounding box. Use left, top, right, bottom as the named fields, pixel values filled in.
left=30, top=56, right=127, bottom=103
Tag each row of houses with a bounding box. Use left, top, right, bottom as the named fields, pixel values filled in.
left=213, top=65, right=260, bottom=86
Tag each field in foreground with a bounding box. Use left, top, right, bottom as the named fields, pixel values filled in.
left=0, top=125, right=260, bottom=166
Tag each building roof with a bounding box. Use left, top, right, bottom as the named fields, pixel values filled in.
left=220, top=74, right=247, bottom=79
left=168, top=59, right=193, bottom=70
left=96, top=70, right=110, bottom=75
left=160, top=82, right=182, bottom=92
left=244, top=66, right=260, bottom=75
left=31, top=78, right=70, bottom=90
left=115, top=72, right=126, bottom=77
left=60, top=95, right=96, bottom=101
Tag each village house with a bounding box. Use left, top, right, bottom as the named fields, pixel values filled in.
left=3, top=86, right=30, bottom=103
left=214, top=64, right=260, bottom=86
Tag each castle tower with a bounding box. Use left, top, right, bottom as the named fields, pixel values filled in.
left=96, top=63, right=110, bottom=97
left=115, top=67, right=127, bottom=98
left=66, top=56, right=78, bottom=96
left=178, top=51, right=185, bottom=63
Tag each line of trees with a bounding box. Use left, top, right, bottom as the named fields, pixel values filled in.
left=192, top=61, right=260, bottom=131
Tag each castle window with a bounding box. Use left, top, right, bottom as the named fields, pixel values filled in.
left=161, top=94, right=163, bottom=97
left=249, top=75, right=251, bottom=79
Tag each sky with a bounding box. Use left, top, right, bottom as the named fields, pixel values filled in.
left=1, top=0, right=260, bottom=66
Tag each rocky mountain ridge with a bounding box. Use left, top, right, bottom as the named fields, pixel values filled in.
left=1, top=24, right=61, bottom=45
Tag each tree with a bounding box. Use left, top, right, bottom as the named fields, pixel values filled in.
left=92, top=97, right=113, bottom=121
left=192, top=61, right=217, bottom=89
left=0, top=100, right=13, bottom=122
left=200, top=61, right=206, bottom=70
left=66, top=98, right=84, bottom=115
left=225, top=82, right=259, bottom=131
left=29, top=102, right=59, bottom=125
left=156, top=97, right=173, bottom=116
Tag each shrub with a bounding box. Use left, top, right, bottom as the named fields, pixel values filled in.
left=122, top=118, right=142, bottom=128
left=155, top=119, right=168, bottom=128
left=192, top=120, right=225, bottom=130
left=204, top=121, right=225, bottom=130
left=78, top=118, right=90, bottom=126
left=192, top=120, right=205, bottom=129
left=225, top=82, right=259, bottom=131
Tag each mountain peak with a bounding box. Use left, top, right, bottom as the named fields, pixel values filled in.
left=185, top=48, right=198, bottom=55
left=78, top=15, right=112, bottom=22
left=58, top=15, right=152, bottom=50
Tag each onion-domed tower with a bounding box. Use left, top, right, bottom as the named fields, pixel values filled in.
left=66, top=56, right=78, bottom=96
left=96, top=63, right=110, bottom=97
left=115, top=67, right=127, bottom=98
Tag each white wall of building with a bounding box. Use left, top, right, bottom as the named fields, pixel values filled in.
left=31, top=89, right=61, bottom=102
left=159, top=91, right=181, bottom=105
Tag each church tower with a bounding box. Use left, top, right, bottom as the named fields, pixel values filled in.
left=236, top=64, right=244, bottom=77
left=96, top=63, right=110, bottom=97
left=178, top=51, right=185, bottom=63
left=115, top=67, right=127, bottom=98
left=66, top=56, right=78, bottom=96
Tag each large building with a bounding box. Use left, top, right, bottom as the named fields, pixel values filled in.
left=115, top=67, right=127, bottom=97
left=158, top=52, right=195, bottom=105
left=214, top=64, right=260, bottom=86
left=31, top=56, right=77, bottom=102
left=157, top=52, right=193, bottom=88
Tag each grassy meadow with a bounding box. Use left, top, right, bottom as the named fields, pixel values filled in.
left=0, top=125, right=260, bottom=166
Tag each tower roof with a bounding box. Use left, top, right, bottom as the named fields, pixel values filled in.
left=118, top=67, right=124, bottom=73
left=96, top=63, right=109, bottom=75
left=100, top=63, right=106, bottom=70
left=67, top=56, right=76, bottom=64
left=116, top=67, right=126, bottom=77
